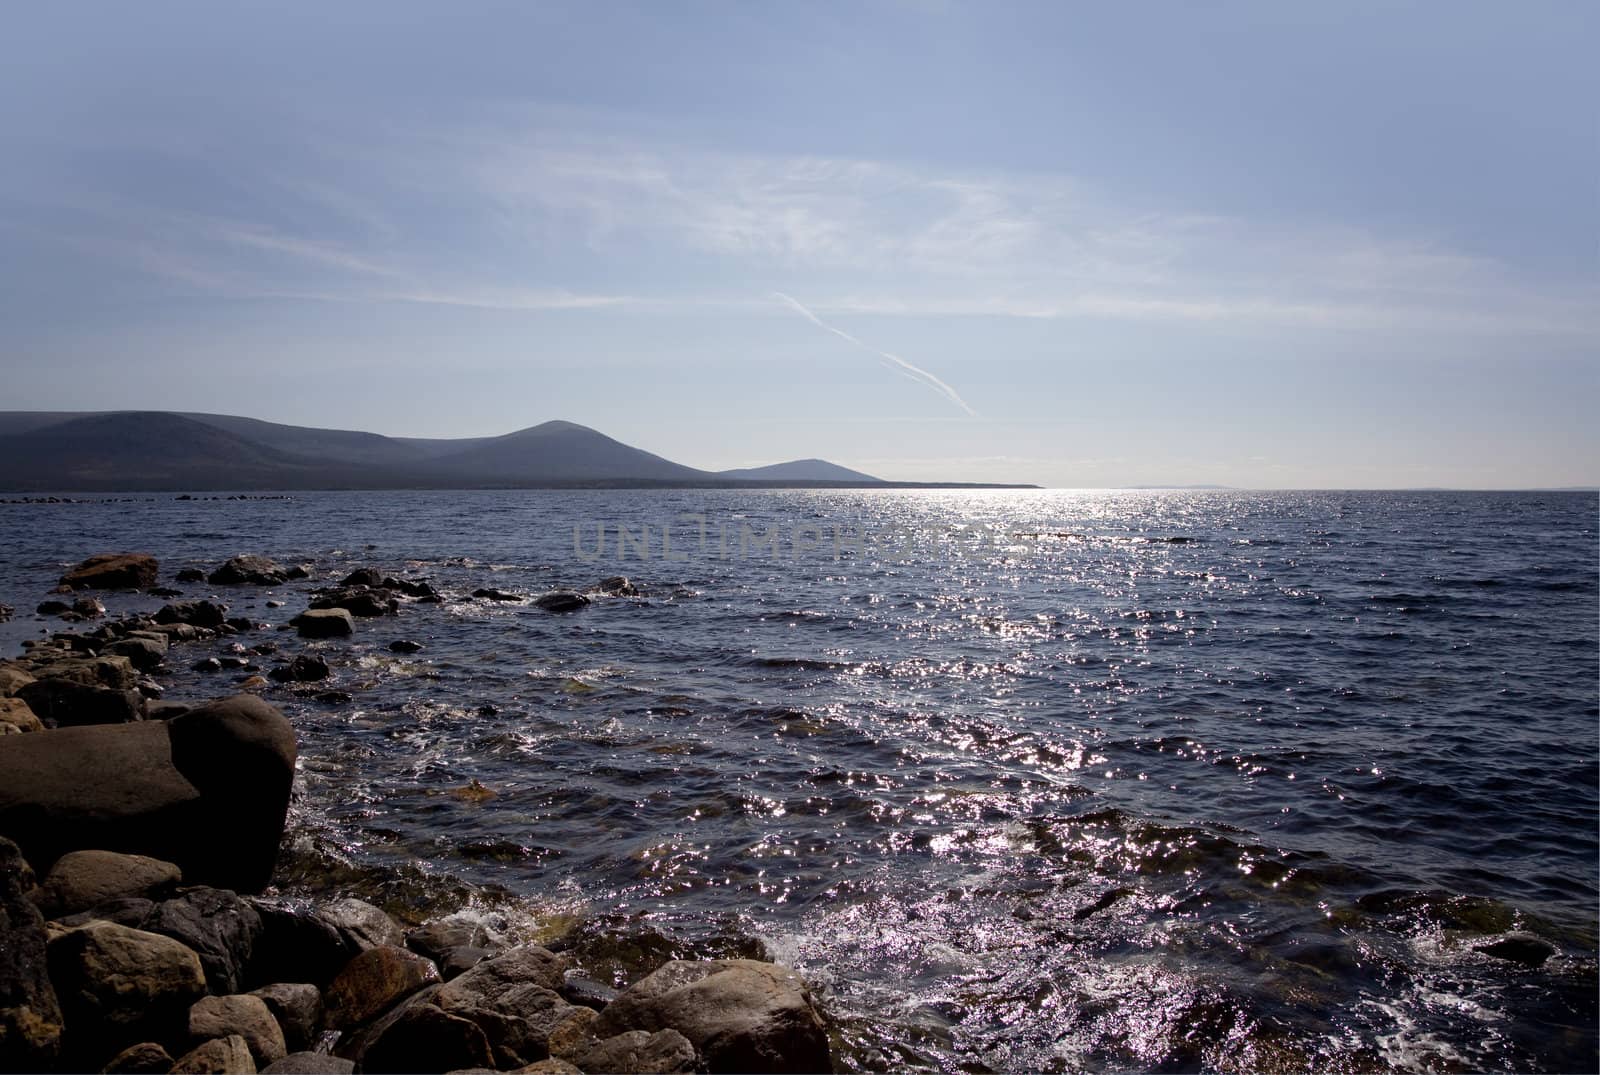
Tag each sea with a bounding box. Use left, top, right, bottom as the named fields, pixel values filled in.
left=1, top=489, right=1595, bottom=1073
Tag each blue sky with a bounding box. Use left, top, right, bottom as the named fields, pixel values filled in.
left=2, top=1, right=1595, bottom=487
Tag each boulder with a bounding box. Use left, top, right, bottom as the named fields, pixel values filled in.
left=37, top=600, right=71, bottom=616
left=512, top=1061, right=581, bottom=1075
left=387, top=640, right=424, bottom=654
left=593, top=960, right=829, bottom=1074
left=324, top=946, right=440, bottom=1029
left=245, top=902, right=350, bottom=987
left=308, top=588, right=395, bottom=618
left=292, top=610, right=353, bottom=639
left=577, top=1029, right=697, bottom=1074
left=355, top=1002, right=493, bottom=1075
left=209, top=557, right=288, bottom=587
left=106, top=637, right=170, bottom=671
left=439, top=947, right=492, bottom=980
left=46, top=921, right=206, bottom=1062
left=62, top=554, right=160, bottom=591
left=267, top=655, right=329, bottom=684
left=175, top=569, right=206, bottom=584
left=38, top=850, right=183, bottom=917
left=261, top=1052, right=353, bottom=1075
left=16, top=677, right=143, bottom=727
left=594, top=576, right=638, bottom=597
left=73, top=596, right=107, bottom=618
left=0, top=695, right=296, bottom=891
left=188, top=995, right=286, bottom=1067
left=406, top=917, right=491, bottom=963
left=317, top=898, right=404, bottom=955
left=471, top=589, right=523, bottom=603
left=31, top=655, right=138, bottom=690
left=170, top=1034, right=256, bottom=1074
left=143, top=888, right=263, bottom=996
left=0, top=663, right=37, bottom=697
left=247, top=984, right=321, bottom=1053
left=433, top=945, right=578, bottom=1067
left=156, top=601, right=229, bottom=629
left=0, top=697, right=43, bottom=734
left=533, top=592, right=589, bottom=614
left=100, top=1041, right=175, bottom=1073
left=338, top=569, right=385, bottom=588
left=1, top=837, right=63, bottom=1070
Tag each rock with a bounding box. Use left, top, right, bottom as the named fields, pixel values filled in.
left=148, top=587, right=184, bottom=599
left=0, top=695, right=296, bottom=891
left=325, top=945, right=440, bottom=1029
left=593, top=960, right=829, bottom=1074
left=1, top=837, right=63, bottom=1070
left=194, top=658, right=223, bottom=673
left=291, top=610, right=353, bottom=639
left=433, top=945, right=576, bottom=1067
left=0, top=604, right=10, bottom=623
left=0, top=663, right=37, bottom=697
left=107, top=637, right=170, bottom=671
left=577, top=1029, right=697, bottom=1074
left=594, top=576, right=638, bottom=597
left=209, top=557, right=288, bottom=587
left=47, top=921, right=206, bottom=1062
left=101, top=1041, right=175, bottom=1073
left=356, top=1001, right=493, bottom=1075
left=260, top=1053, right=353, bottom=1075
left=406, top=918, right=491, bottom=963
left=283, top=566, right=312, bottom=582
left=16, top=675, right=143, bottom=727
left=247, top=984, right=321, bottom=1053
left=384, top=578, right=438, bottom=600
left=438, top=946, right=493, bottom=981
left=317, top=898, right=404, bottom=954
left=1475, top=933, right=1555, bottom=968
left=512, top=1061, right=581, bottom=1075
left=558, top=975, right=618, bottom=1012
left=338, top=569, right=385, bottom=588
left=388, top=640, right=424, bottom=654
left=38, top=850, right=182, bottom=917
left=260, top=1052, right=353, bottom=1074
left=245, top=902, right=350, bottom=987
left=74, top=596, right=107, bottom=618
left=0, top=697, right=44, bottom=734
left=471, top=589, right=523, bottom=603
left=33, top=655, right=139, bottom=690
left=267, top=656, right=329, bottom=684
left=533, top=592, right=589, bottom=613
left=308, top=587, right=395, bottom=618
left=37, top=599, right=71, bottom=616
left=544, top=1006, right=597, bottom=1061
left=188, top=995, right=285, bottom=1067
left=143, top=888, right=263, bottom=996
left=169, top=1034, right=256, bottom=1074
left=62, top=554, right=160, bottom=591
left=156, top=602, right=229, bottom=629
left=175, top=569, right=206, bottom=584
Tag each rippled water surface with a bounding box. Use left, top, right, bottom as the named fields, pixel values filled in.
left=2, top=489, right=1595, bottom=1072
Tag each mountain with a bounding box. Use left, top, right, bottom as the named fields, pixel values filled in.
left=0, top=411, right=1036, bottom=491
left=718, top=459, right=881, bottom=482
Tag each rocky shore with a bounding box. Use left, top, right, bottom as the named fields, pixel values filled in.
left=1, top=553, right=834, bottom=1074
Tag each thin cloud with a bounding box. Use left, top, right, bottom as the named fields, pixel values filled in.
left=772, top=291, right=979, bottom=417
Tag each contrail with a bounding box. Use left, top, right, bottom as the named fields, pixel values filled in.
left=771, top=292, right=979, bottom=417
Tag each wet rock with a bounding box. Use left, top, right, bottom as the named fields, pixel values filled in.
left=143, top=887, right=263, bottom=996
left=188, top=995, right=285, bottom=1067
left=147, top=587, right=184, bottom=599
left=593, top=960, right=829, bottom=1074
left=16, top=676, right=144, bottom=727
left=533, top=592, right=589, bottom=613
left=577, top=1029, right=697, bottom=1074
left=471, top=589, right=523, bottom=603
left=169, top=1034, right=255, bottom=1074
left=406, top=918, right=491, bottom=963
left=267, top=656, right=328, bottom=684
left=512, top=1061, right=580, bottom=1075
left=0, top=696, right=44, bottom=734
left=101, top=1041, right=175, bottom=1073
left=156, top=601, right=229, bottom=629
left=1, top=837, right=63, bottom=1070
left=37, top=850, right=182, bottom=917
left=107, top=636, right=170, bottom=671
left=291, top=610, right=353, bottom=639
left=245, top=902, right=350, bottom=987
left=308, top=587, right=395, bottom=618
left=558, top=974, right=618, bottom=1012
left=439, top=946, right=493, bottom=981
left=388, top=640, right=424, bottom=654
left=247, top=984, right=321, bottom=1053
left=355, top=1000, right=493, bottom=1075
left=384, top=578, right=438, bottom=600
left=312, top=691, right=352, bottom=706
left=0, top=604, right=10, bottom=623
left=325, top=945, right=440, bottom=1029
left=283, top=565, right=312, bottom=582
left=433, top=945, right=577, bottom=1067
left=73, top=596, right=107, bottom=618
left=194, top=658, right=223, bottom=673
left=1475, top=933, right=1555, bottom=968
left=37, top=599, right=71, bottom=616
left=0, top=695, right=296, bottom=892
left=175, top=569, right=206, bottom=584
left=47, top=920, right=206, bottom=1062
left=62, top=554, right=160, bottom=591
left=594, top=576, right=638, bottom=597
left=209, top=557, right=288, bottom=587
left=317, top=898, right=405, bottom=955
left=260, top=1052, right=353, bottom=1074
left=338, top=568, right=385, bottom=588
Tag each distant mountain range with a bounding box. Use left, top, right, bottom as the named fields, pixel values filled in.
left=0, top=411, right=1035, bottom=491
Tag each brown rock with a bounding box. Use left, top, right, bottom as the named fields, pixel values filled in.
left=247, top=984, right=321, bottom=1053
left=101, top=1041, right=175, bottom=1073
left=355, top=1002, right=493, bottom=1075
left=325, top=945, right=440, bottom=1029
left=260, top=1052, right=353, bottom=1074
left=0, top=697, right=43, bottom=734
left=62, top=554, right=160, bottom=591
left=46, top=920, right=206, bottom=1062
left=577, top=1028, right=698, bottom=1074
left=291, top=610, right=354, bottom=639
left=38, top=850, right=182, bottom=917
left=188, top=995, right=286, bottom=1067
left=1, top=837, right=63, bottom=1070
left=169, top=1034, right=256, bottom=1074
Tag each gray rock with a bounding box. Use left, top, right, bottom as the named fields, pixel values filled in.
left=143, top=887, right=263, bottom=996
left=267, top=656, right=328, bottom=684
left=248, top=984, right=322, bottom=1053
left=106, top=637, right=170, bottom=671
left=593, top=959, right=830, bottom=1074
left=156, top=601, right=229, bottom=629
left=291, top=610, right=354, bottom=639
left=406, top=917, right=491, bottom=963
left=533, top=592, right=589, bottom=613
left=0, top=837, right=63, bottom=1070
left=260, top=1052, right=353, bottom=1075
left=209, top=557, right=288, bottom=587
left=61, top=554, right=160, bottom=591
left=577, top=1029, right=697, bottom=1074
left=38, top=850, right=182, bottom=917
left=100, top=1041, right=175, bottom=1073
left=189, top=995, right=286, bottom=1067
left=170, top=1034, right=256, bottom=1074
left=433, top=945, right=579, bottom=1067
left=317, top=898, right=404, bottom=955
left=324, top=945, right=440, bottom=1029
left=46, top=921, right=206, bottom=1063
left=594, top=576, right=638, bottom=597
left=0, top=695, right=296, bottom=893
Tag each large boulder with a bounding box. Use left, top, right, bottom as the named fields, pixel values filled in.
left=188, top=994, right=286, bottom=1067
left=593, top=960, right=830, bottom=1074
left=62, top=554, right=160, bottom=591
left=47, top=920, right=206, bottom=1064
left=0, top=695, right=296, bottom=891
left=106, top=636, right=169, bottom=672
left=37, top=850, right=183, bottom=917
left=209, top=557, right=287, bottom=587
left=17, top=655, right=144, bottom=728
left=433, top=946, right=580, bottom=1068
left=0, top=837, right=63, bottom=1070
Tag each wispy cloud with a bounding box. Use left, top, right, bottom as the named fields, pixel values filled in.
left=772, top=291, right=979, bottom=417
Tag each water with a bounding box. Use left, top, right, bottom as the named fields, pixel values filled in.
left=2, top=489, right=1595, bottom=1072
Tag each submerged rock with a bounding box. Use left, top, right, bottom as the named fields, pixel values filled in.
left=533, top=592, right=590, bottom=614
left=61, top=554, right=160, bottom=591
left=209, top=556, right=288, bottom=587
left=268, top=655, right=329, bottom=684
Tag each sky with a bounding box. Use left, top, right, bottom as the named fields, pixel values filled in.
left=1, top=1, right=1595, bottom=488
